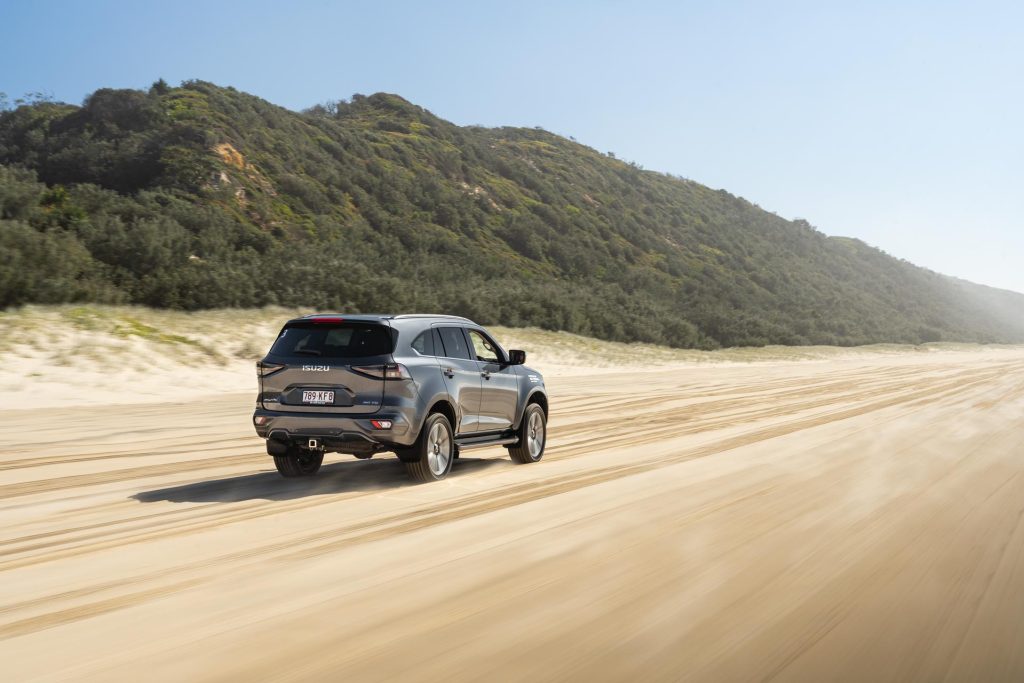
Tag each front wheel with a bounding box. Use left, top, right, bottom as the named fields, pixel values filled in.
left=403, top=413, right=455, bottom=482
left=508, top=403, right=546, bottom=464
left=274, top=447, right=324, bottom=477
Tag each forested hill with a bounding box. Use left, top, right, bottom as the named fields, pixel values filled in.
left=1, top=80, right=1022, bottom=348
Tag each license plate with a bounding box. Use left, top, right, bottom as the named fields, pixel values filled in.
left=301, top=390, right=335, bottom=405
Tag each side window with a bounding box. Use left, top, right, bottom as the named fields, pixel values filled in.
left=467, top=329, right=500, bottom=363
left=410, top=330, right=434, bottom=356
left=437, top=326, right=473, bottom=360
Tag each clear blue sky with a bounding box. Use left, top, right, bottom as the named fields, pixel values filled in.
left=2, top=0, right=1022, bottom=293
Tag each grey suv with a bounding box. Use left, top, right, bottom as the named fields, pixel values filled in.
left=252, top=314, right=548, bottom=482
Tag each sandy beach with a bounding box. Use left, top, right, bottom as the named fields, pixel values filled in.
left=1, top=344, right=1023, bottom=680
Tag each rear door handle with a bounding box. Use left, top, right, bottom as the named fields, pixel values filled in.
left=442, top=367, right=455, bottom=378
left=481, top=371, right=491, bottom=379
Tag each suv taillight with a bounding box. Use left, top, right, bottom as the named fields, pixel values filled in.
left=352, top=363, right=412, bottom=380
left=257, top=361, right=285, bottom=377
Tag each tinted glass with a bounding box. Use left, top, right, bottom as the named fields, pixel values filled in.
left=467, top=329, right=500, bottom=363
left=270, top=322, right=394, bottom=358
left=437, top=327, right=473, bottom=360
left=411, top=330, right=434, bottom=356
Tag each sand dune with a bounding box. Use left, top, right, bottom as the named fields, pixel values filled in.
left=3, top=304, right=1011, bottom=408
left=2, top=344, right=1024, bottom=680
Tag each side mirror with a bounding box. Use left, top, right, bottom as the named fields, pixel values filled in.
left=508, top=349, right=526, bottom=365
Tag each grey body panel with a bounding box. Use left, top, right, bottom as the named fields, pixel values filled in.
left=433, top=325, right=483, bottom=434
left=477, top=360, right=518, bottom=431
left=465, top=326, right=520, bottom=432
left=259, top=357, right=388, bottom=414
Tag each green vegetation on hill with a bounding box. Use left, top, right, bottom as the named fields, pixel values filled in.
left=1, top=80, right=1022, bottom=348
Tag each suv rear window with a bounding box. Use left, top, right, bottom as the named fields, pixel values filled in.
left=270, top=322, right=394, bottom=358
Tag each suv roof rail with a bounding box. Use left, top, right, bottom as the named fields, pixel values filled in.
left=300, top=313, right=391, bottom=319
left=298, top=313, right=477, bottom=323
left=392, top=314, right=475, bottom=322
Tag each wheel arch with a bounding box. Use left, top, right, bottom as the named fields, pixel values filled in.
left=402, top=391, right=459, bottom=449
left=428, top=398, right=457, bottom=427
left=516, top=388, right=548, bottom=428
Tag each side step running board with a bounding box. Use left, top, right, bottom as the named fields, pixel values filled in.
left=455, top=435, right=519, bottom=450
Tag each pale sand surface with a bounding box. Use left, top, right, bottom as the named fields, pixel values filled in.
left=1, top=348, right=1024, bottom=680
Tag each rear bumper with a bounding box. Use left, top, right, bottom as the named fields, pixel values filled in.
left=252, top=408, right=415, bottom=453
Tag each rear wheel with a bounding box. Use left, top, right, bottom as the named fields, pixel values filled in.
left=404, top=413, right=455, bottom=482
left=273, top=446, right=324, bottom=477
left=508, top=403, right=546, bottom=464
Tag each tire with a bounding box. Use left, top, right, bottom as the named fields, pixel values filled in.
left=508, top=403, right=546, bottom=464
left=403, top=413, right=455, bottom=482
left=273, top=446, right=324, bottom=477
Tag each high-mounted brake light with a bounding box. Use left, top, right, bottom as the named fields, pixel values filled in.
left=256, top=361, right=285, bottom=377
left=352, top=363, right=412, bottom=380
left=311, top=317, right=345, bottom=324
